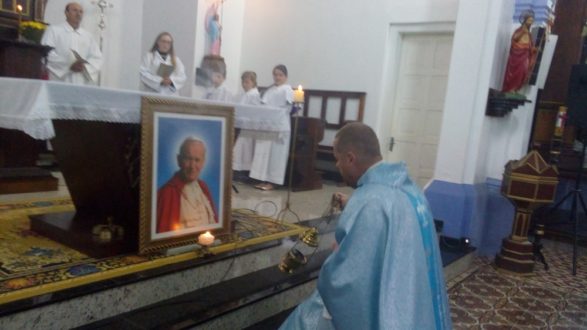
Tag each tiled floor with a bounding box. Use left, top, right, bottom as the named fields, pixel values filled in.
left=448, top=240, right=587, bottom=329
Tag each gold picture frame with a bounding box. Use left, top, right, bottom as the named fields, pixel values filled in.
left=139, top=96, right=234, bottom=254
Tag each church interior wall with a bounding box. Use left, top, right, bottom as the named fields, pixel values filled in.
left=238, top=0, right=459, bottom=132
left=39, top=0, right=544, bottom=255
left=428, top=0, right=558, bottom=255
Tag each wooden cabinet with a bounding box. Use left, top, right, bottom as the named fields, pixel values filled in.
left=531, top=0, right=587, bottom=151
left=0, top=39, right=51, bottom=78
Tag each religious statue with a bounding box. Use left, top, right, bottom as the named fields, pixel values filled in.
left=502, top=10, right=538, bottom=94
left=205, top=1, right=222, bottom=55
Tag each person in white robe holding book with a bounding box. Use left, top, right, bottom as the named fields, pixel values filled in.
left=140, top=32, right=187, bottom=96
left=41, top=2, right=102, bottom=85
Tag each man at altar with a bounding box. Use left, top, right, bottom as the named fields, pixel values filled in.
left=157, top=137, right=218, bottom=233
left=41, top=2, right=102, bottom=85
left=280, top=123, right=452, bottom=329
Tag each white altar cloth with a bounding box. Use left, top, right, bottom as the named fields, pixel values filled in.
left=0, top=77, right=290, bottom=141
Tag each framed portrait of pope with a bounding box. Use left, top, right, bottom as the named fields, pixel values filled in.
left=139, top=96, right=234, bottom=254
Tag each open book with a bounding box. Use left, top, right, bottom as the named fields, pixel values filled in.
left=157, top=63, right=175, bottom=78
left=71, top=49, right=92, bottom=82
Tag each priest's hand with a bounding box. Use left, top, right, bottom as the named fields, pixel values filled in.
left=161, top=77, right=173, bottom=86
left=333, top=192, right=348, bottom=210
left=70, top=60, right=86, bottom=72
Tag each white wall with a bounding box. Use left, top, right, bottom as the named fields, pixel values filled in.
left=44, top=0, right=535, bottom=185
left=239, top=0, right=459, bottom=131
left=432, top=0, right=538, bottom=185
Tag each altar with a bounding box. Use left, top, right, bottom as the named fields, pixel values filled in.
left=0, top=77, right=292, bottom=257
left=0, top=77, right=291, bottom=141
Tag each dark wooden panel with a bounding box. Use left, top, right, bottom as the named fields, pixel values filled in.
left=0, top=39, right=51, bottom=78
left=288, top=117, right=325, bottom=192
left=31, top=120, right=141, bottom=256
left=541, top=0, right=587, bottom=103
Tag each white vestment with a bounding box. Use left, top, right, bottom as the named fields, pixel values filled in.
left=139, top=51, right=187, bottom=96
left=205, top=82, right=234, bottom=102
left=179, top=180, right=216, bottom=228
left=41, top=22, right=102, bottom=85
left=249, top=84, right=293, bottom=185
left=233, top=88, right=262, bottom=171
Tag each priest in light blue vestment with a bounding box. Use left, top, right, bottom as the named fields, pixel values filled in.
left=280, top=123, right=452, bottom=330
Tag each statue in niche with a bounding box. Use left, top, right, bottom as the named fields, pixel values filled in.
left=502, top=10, right=538, bottom=94
left=205, top=1, right=222, bottom=56
left=502, top=10, right=537, bottom=93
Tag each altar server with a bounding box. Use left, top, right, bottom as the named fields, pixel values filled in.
left=233, top=71, right=262, bottom=172
left=250, top=64, right=293, bottom=190
left=280, top=123, right=452, bottom=330
left=204, top=57, right=233, bottom=102
left=140, top=32, right=187, bottom=96
left=41, top=2, right=102, bottom=85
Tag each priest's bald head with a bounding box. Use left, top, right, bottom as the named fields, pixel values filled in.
left=65, top=2, right=84, bottom=29
left=333, top=122, right=382, bottom=188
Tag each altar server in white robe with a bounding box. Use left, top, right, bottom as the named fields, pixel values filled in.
left=41, top=2, right=102, bottom=85
left=205, top=58, right=233, bottom=102
left=233, top=71, right=262, bottom=171
left=250, top=64, right=293, bottom=190
left=140, top=32, right=187, bottom=96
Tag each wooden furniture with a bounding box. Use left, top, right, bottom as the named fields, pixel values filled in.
left=496, top=151, right=559, bottom=273
left=30, top=120, right=141, bottom=258
left=301, top=89, right=366, bottom=181
left=530, top=0, right=587, bottom=151
left=0, top=39, right=51, bottom=78
left=288, top=116, right=325, bottom=192
left=0, top=1, right=54, bottom=194
left=0, top=40, right=54, bottom=195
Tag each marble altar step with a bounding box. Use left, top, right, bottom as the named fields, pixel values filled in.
left=77, top=229, right=475, bottom=329
left=0, top=218, right=337, bottom=329
left=245, top=238, right=476, bottom=329
left=77, top=250, right=329, bottom=329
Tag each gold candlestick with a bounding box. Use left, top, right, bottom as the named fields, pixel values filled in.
left=16, top=4, right=23, bottom=38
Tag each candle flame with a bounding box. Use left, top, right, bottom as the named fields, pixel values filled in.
left=297, top=85, right=303, bottom=91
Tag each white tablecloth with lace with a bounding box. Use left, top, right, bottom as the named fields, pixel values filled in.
left=0, top=77, right=290, bottom=141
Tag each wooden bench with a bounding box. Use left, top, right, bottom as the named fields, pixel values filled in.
left=300, top=89, right=366, bottom=181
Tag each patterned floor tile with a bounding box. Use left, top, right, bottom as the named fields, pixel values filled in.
left=449, top=240, right=587, bottom=329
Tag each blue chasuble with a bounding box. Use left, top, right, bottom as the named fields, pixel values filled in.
left=280, top=162, right=452, bottom=329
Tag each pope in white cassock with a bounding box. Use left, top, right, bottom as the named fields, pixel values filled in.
left=280, top=123, right=452, bottom=330
left=41, top=2, right=102, bottom=85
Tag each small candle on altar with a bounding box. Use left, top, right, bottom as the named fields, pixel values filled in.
left=198, top=231, right=215, bottom=246
left=293, top=85, right=304, bottom=103
left=16, top=5, right=23, bottom=27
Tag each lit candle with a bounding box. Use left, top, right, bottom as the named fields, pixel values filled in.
left=198, top=231, right=215, bottom=246
left=293, top=85, right=304, bottom=103
left=16, top=5, right=23, bottom=27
